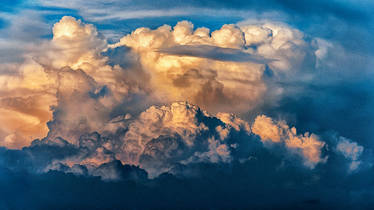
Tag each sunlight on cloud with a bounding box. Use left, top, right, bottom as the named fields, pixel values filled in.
left=0, top=16, right=361, bottom=179
left=252, top=115, right=327, bottom=169
left=0, top=16, right=323, bottom=148
left=111, top=20, right=318, bottom=113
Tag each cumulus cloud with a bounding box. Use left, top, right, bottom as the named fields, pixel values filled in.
left=0, top=1, right=372, bottom=208
left=0, top=99, right=367, bottom=182
left=0, top=16, right=365, bottom=181
left=111, top=20, right=320, bottom=113
left=45, top=102, right=251, bottom=178
left=252, top=115, right=327, bottom=168
left=336, top=137, right=364, bottom=172
left=0, top=16, right=325, bottom=149
left=0, top=100, right=253, bottom=179
left=6, top=99, right=362, bottom=180
left=0, top=16, right=143, bottom=148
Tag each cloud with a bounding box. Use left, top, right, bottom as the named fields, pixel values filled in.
left=2, top=158, right=374, bottom=210
left=0, top=16, right=143, bottom=148
left=112, top=20, right=319, bottom=113
left=0, top=101, right=252, bottom=179
left=0, top=17, right=368, bottom=179
left=336, top=137, right=364, bottom=172
left=0, top=16, right=325, bottom=148
left=252, top=115, right=327, bottom=168
left=157, top=44, right=274, bottom=63
left=0, top=1, right=372, bottom=209
left=0, top=97, right=372, bottom=209
left=37, top=0, right=372, bottom=24
left=2, top=100, right=363, bottom=181
left=60, top=101, right=251, bottom=178
left=0, top=16, right=371, bottom=205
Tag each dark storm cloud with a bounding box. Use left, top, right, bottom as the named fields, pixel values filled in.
left=1, top=143, right=374, bottom=209
left=0, top=101, right=372, bottom=209
left=0, top=97, right=372, bottom=209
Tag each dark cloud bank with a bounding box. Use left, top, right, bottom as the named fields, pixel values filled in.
left=1, top=162, right=373, bottom=210
left=1, top=145, right=374, bottom=209
left=0, top=103, right=373, bottom=209
left=1, top=154, right=374, bottom=209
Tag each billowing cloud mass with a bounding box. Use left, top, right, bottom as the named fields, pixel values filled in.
left=0, top=16, right=143, bottom=148
left=0, top=16, right=367, bottom=173
left=41, top=102, right=252, bottom=178
left=111, top=20, right=318, bottom=113
left=1, top=100, right=360, bottom=181
left=0, top=9, right=373, bottom=208
left=0, top=16, right=325, bottom=149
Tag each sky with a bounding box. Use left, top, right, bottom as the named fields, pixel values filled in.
left=0, top=0, right=374, bottom=209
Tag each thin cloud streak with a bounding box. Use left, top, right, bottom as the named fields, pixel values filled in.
left=156, top=45, right=275, bottom=64
left=157, top=45, right=276, bottom=64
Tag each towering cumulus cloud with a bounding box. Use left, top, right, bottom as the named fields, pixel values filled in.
left=1, top=0, right=373, bottom=208
left=0, top=16, right=370, bottom=189
left=0, top=16, right=323, bottom=148
left=111, top=20, right=318, bottom=113
left=0, top=17, right=140, bottom=148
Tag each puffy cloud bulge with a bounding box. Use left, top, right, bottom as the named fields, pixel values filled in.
left=0, top=16, right=366, bottom=179
left=252, top=115, right=326, bottom=169
left=112, top=20, right=315, bottom=113
left=0, top=16, right=318, bottom=148
left=3, top=101, right=363, bottom=180
left=41, top=101, right=251, bottom=178
left=0, top=16, right=141, bottom=148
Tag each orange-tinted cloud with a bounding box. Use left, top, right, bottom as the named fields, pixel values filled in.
left=252, top=115, right=327, bottom=168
